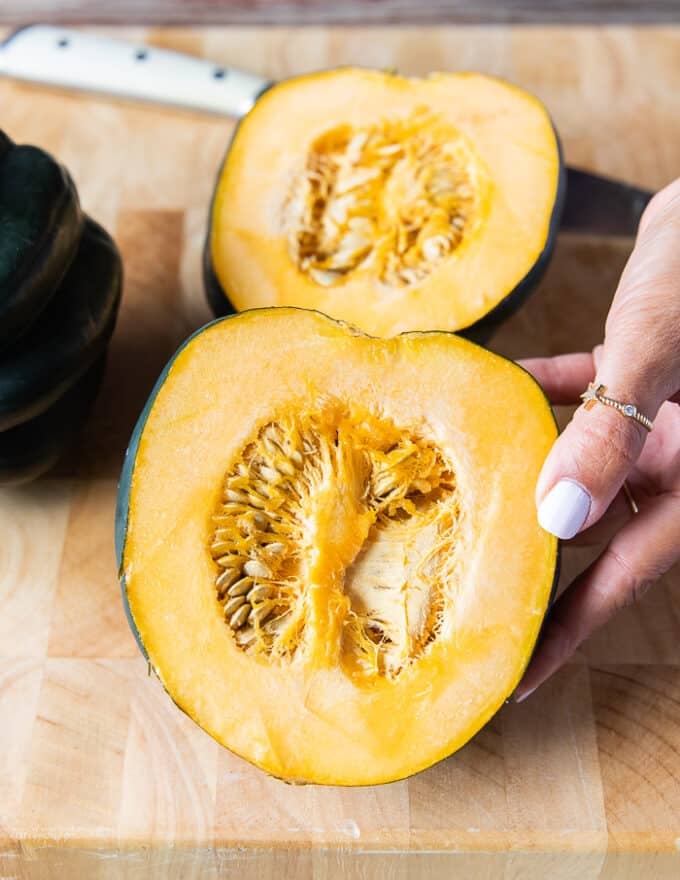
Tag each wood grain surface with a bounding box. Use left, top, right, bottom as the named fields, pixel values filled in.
left=1, top=1, right=680, bottom=26
left=1, top=25, right=679, bottom=879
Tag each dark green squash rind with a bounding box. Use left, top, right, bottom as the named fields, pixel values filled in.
left=203, top=238, right=235, bottom=319
left=458, top=132, right=566, bottom=344
left=202, top=123, right=239, bottom=320
left=0, top=134, right=84, bottom=350
left=202, top=84, right=273, bottom=320
left=0, top=130, right=12, bottom=163
left=0, top=355, right=106, bottom=485
left=0, top=217, right=122, bottom=431
left=202, top=102, right=566, bottom=343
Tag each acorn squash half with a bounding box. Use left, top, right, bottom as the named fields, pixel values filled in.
left=116, top=308, right=558, bottom=785
left=205, top=69, right=564, bottom=341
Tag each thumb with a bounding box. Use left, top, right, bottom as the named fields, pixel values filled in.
left=535, top=361, right=651, bottom=539
left=536, top=182, right=680, bottom=540
left=536, top=334, right=672, bottom=539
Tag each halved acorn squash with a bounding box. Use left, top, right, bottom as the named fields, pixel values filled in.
left=117, top=308, right=558, bottom=785
left=205, top=69, right=564, bottom=341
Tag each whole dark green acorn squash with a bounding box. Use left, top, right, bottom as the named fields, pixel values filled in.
left=0, top=130, right=84, bottom=350
left=0, top=219, right=122, bottom=431
left=0, top=357, right=106, bottom=485
left=0, top=129, right=123, bottom=484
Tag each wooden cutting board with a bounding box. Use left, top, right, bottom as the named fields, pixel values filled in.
left=1, top=25, right=679, bottom=879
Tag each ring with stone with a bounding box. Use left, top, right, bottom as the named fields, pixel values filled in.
left=579, top=383, right=653, bottom=432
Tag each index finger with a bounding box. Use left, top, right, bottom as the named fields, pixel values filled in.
left=514, top=489, right=680, bottom=701
left=518, top=352, right=596, bottom=405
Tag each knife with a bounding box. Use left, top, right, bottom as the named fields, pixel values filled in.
left=0, top=24, right=652, bottom=236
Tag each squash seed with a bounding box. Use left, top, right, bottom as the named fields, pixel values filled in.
left=248, top=584, right=275, bottom=603
left=223, top=595, right=247, bottom=617
left=211, top=541, right=238, bottom=557
left=227, top=576, right=254, bottom=597
left=216, top=566, right=243, bottom=590
left=225, top=488, right=248, bottom=503
left=260, top=465, right=280, bottom=483
left=216, top=553, right=243, bottom=567
left=244, top=559, right=272, bottom=579
left=229, top=603, right=251, bottom=630
left=249, top=600, right=276, bottom=626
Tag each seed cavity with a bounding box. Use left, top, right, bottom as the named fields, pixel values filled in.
left=209, top=403, right=461, bottom=678
left=284, top=112, right=486, bottom=290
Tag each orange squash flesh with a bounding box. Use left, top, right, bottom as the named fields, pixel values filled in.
left=119, top=309, right=557, bottom=785
left=209, top=69, right=563, bottom=337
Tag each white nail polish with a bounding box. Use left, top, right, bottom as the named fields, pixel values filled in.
left=537, top=479, right=591, bottom=539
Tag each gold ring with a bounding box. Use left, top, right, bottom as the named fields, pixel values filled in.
left=580, top=383, right=653, bottom=432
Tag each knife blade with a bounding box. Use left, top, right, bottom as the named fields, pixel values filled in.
left=0, top=25, right=653, bottom=237
left=560, top=167, right=651, bottom=236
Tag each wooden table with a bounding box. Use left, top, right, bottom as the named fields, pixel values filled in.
left=1, top=2, right=679, bottom=25
left=1, top=26, right=679, bottom=879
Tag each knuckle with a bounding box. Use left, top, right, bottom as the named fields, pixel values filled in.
left=542, top=357, right=564, bottom=389
left=630, top=579, right=654, bottom=605
left=575, top=415, right=640, bottom=473
left=605, top=547, right=653, bottom=610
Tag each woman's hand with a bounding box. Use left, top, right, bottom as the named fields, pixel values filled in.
left=514, top=178, right=680, bottom=702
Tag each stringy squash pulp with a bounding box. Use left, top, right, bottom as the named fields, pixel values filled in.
left=208, top=69, right=563, bottom=337
left=117, top=309, right=558, bottom=785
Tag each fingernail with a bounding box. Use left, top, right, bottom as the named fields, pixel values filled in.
left=537, top=479, right=591, bottom=539
left=514, top=686, right=537, bottom=704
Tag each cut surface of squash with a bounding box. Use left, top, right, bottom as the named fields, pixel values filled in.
left=117, top=308, right=558, bottom=785
left=207, top=69, right=564, bottom=338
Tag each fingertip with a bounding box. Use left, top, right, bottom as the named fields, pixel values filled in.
left=535, top=400, right=646, bottom=534
left=537, top=479, right=592, bottom=539
left=513, top=684, right=538, bottom=703
left=514, top=613, right=578, bottom=705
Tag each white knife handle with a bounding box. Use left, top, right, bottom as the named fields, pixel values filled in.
left=0, top=25, right=270, bottom=118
